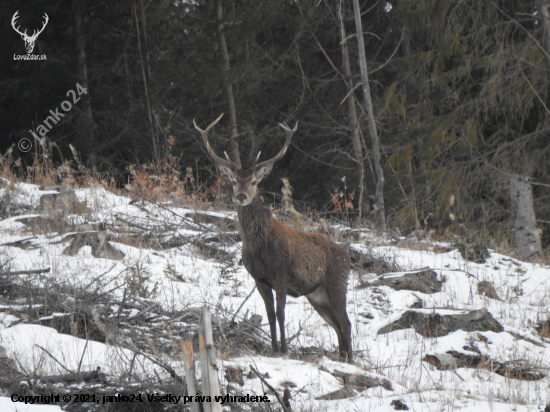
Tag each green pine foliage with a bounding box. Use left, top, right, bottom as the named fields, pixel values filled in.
left=1, top=0, right=549, bottom=246
left=383, top=0, right=549, bottom=239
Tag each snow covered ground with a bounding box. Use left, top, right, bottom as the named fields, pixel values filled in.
left=0, top=180, right=549, bottom=411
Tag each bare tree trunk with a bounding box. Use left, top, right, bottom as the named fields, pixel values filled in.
left=138, top=0, right=160, bottom=165
left=134, top=4, right=159, bottom=165
left=402, top=25, right=411, bottom=57
left=509, top=175, right=541, bottom=258
left=216, top=0, right=241, bottom=167
left=351, top=0, right=386, bottom=230
left=72, top=0, right=97, bottom=168
left=537, top=0, right=550, bottom=88
left=337, top=0, right=368, bottom=223
left=139, top=0, right=152, bottom=80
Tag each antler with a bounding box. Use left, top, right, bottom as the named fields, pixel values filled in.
left=11, top=11, right=48, bottom=40
left=193, top=114, right=238, bottom=171
left=254, top=122, right=298, bottom=170
left=11, top=11, right=26, bottom=37
left=30, top=13, right=49, bottom=40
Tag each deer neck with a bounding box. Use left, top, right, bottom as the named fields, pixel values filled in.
left=237, top=196, right=271, bottom=244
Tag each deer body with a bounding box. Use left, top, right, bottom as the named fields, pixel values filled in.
left=195, top=115, right=352, bottom=361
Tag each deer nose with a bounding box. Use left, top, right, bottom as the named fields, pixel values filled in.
left=236, top=193, right=248, bottom=203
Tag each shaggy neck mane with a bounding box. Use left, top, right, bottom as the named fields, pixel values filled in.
left=237, top=196, right=271, bottom=243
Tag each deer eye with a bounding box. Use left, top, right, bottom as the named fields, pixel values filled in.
left=251, top=180, right=258, bottom=185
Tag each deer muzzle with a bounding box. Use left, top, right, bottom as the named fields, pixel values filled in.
left=236, top=193, right=249, bottom=205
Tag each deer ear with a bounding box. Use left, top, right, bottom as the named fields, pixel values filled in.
left=217, top=164, right=235, bottom=180
left=255, top=163, right=274, bottom=180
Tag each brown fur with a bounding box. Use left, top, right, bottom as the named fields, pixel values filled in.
left=239, top=194, right=352, bottom=361
left=195, top=117, right=352, bottom=361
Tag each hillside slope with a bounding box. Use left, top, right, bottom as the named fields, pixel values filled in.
left=0, top=180, right=549, bottom=411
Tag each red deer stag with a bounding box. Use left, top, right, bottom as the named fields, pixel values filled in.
left=194, top=114, right=352, bottom=362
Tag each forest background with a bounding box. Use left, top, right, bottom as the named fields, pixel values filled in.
left=1, top=0, right=549, bottom=250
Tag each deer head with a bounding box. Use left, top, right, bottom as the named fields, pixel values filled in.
left=194, top=114, right=298, bottom=206
left=12, top=11, right=49, bottom=54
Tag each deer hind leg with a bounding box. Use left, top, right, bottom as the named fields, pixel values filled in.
left=276, top=291, right=288, bottom=354
left=306, top=286, right=352, bottom=362
left=256, top=281, right=279, bottom=353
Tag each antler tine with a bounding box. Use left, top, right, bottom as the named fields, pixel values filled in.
left=193, top=114, right=238, bottom=170
left=255, top=122, right=298, bottom=170
left=193, top=113, right=224, bottom=134
left=279, top=121, right=298, bottom=134
left=252, top=151, right=262, bottom=167
left=11, top=11, right=26, bottom=36
left=33, top=13, right=49, bottom=38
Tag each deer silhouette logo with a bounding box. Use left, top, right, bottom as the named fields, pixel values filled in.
left=11, top=11, right=49, bottom=54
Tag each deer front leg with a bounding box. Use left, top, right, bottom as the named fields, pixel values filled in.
left=256, top=281, right=279, bottom=353
left=276, top=291, right=288, bottom=354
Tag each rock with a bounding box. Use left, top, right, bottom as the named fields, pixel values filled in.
left=455, top=242, right=490, bottom=263
left=477, top=281, right=502, bottom=300
left=377, top=308, right=503, bottom=337
left=391, top=399, right=409, bottom=410
left=358, top=269, right=442, bottom=294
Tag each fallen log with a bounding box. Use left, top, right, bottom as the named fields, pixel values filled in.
left=1, top=237, right=39, bottom=250
left=377, top=308, right=503, bottom=337
left=423, top=351, right=545, bottom=381
left=316, top=371, right=392, bottom=400
left=39, top=367, right=105, bottom=384
left=358, top=268, right=442, bottom=294
left=0, top=267, right=50, bottom=276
